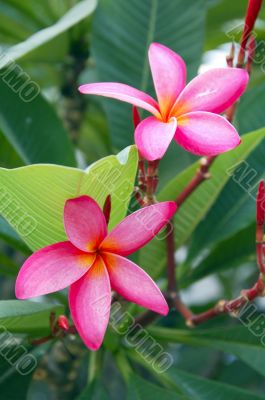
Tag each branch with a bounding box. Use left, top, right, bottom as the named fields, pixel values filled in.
left=175, top=156, right=215, bottom=207
left=187, top=274, right=265, bottom=326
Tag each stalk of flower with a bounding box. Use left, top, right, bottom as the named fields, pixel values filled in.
left=237, top=0, right=263, bottom=67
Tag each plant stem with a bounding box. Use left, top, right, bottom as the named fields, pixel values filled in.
left=175, top=156, right=214, bottom=206
left=188, top=274, right=265, bottom=326
left=145, top=160, right=159, bottom=204
left=88, top=349, right=103, bottom=384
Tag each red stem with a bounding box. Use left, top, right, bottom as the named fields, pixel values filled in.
left=175, top=157, right=214, bottom=206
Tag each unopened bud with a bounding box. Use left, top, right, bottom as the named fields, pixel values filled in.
left=58, top=315, right=69, bottom=331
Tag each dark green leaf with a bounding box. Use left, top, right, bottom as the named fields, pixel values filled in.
left=0, top=76, right=76, bottom=166
left=127, top=374, right=187, bottom=400
left=149, top=326, right=265, bottom=377
left=78, top=379, right=110, bottom=400
left=166, top=368, right=264, bottom=400
left=180, top=222, right=256, bottom=286
left=0, top=300, right=64, bottom=335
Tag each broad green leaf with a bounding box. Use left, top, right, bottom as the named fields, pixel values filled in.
left=0, top=218, right=29, bottom=254
left=78, top=380, right=110, bottom=400
left=0, top=0, right=97, bottom=65
left=0, top=131, right=23, bottom=168
left=179, top=222, right=256, bottom=286
left=188, top=85, right=265, bottom=258
left=139, top=128, right=265, bottom=278
left=165, top=369, right=264, bottom=400
left=0, top=0, right=61, bottom=37
left=91, top=0, right=206, bottom=182
left=129, top=350, right=264, bottom=400
left=0, top=253, right=20, bottom=277
left=0, top=2, right=37, bottom=43
left=238, top=84, right=265, bottom=135
left=149, top=326, right=265, bottom=377
left=0, top=77, right=76, bottom=166
left=0, top=300, right=64, bottom=335
left=79, top=102, right=111, bottom=164
left=0, top=146, right=138, bottom=251
left=0, top=344, right=43, bottom=400
left=127, top=374, right=187, bottom=400
left=189, top=145, right=265, bottom=258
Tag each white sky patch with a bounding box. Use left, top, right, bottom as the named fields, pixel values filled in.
left=181, top=275, right=222, bottom=305
left=199, top=43, right=241, bottom=74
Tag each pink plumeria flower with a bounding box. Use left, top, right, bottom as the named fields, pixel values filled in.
left=79, top=43, right=249, bottom=161
left=16, top=196, right=176, bottom=350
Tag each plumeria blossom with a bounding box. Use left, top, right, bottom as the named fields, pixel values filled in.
left=15, top=196, right=176, bottom=350
left=79, top=43, right=249, bottom=161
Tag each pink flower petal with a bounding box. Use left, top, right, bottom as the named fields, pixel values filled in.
left=148, top=43, right=186, bottom=118
left=15, top=242, right=95, bottom=299
left=135, top=116, right=177, bottom=161
left=171, top=68, right=249, bottom=116
left=79, top=82, right=160, bottom=117
left=103, top=253, right=168, bottom=315
left=175, top=111, right=241, bottom=156
left=69, top=256, right=111, bottom=351
left=64, top=196, right=107, bottom=253
left=100, top=202, right=177, bottom=256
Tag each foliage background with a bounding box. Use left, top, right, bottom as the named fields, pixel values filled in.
left=0, top=0, right=265, bottom=399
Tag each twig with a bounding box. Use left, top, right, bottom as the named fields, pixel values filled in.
left=237, top=0, right=263, bottom=67
left=175, top=157, right=214, bottom=207
left=145, top=160, right=159, bottom=204
left=188, top=274, right=265, bottom=326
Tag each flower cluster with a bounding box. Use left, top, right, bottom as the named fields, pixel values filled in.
left=16, top=42, right=249, bottom=351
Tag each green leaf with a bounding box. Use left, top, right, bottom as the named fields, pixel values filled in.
left=91, top=0, right=206, bottom=183
left=149, top=326, right=265, bottom=377
left=0, top=300, right=64, bottom=335
left=0, top=344, right=42, bottom=400
left=0, top=130, right=23, bottom=168
left=166, top=369, right=264, bottom=400
left=0, top=218, right=29, bottom=254
left=189, top=144, right=265, bottom=258
left=238, top=84, right=265, bottom=135
left=180, top=222, right=256, bottom=286
left=139, top=128, right=265, bottom=278
left=0, top=0, right=97, bottom=65
left=78, top=379, right=110, bottom=400
left=127, top=374, right=187, bottom=400
left=0, top=146, right=138, bottom=251
left=129, top=350, right=264, bottom=400
left=0, top=253, right=20, bottom=277
left=0, top=77, right=76, bottom=166
left=188, top=85, right=265, bottom=258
